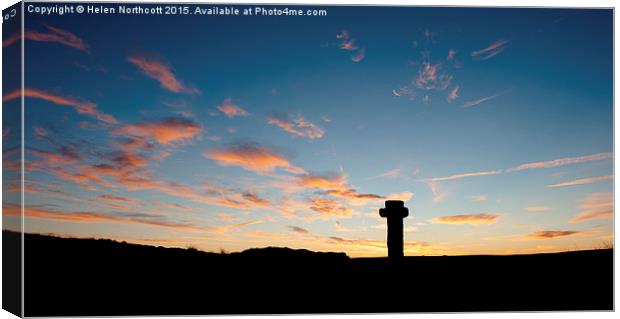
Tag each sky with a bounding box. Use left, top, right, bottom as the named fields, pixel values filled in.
left=2, top=4, right=613, bottom=257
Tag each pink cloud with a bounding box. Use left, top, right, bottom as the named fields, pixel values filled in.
left=570, top=192, right=613, bottom=224
left=471, top=39, right=509, bottom=60
left=217, top=99, right=250, bottom=118
left=3, top=25, right=90, bottom=52
left=3, top=88, right=117, bottom=124
left=462, top=88, right=511, bottom=108
left=128, top=55, right=200, bottom=94
left=523, top=230, right=591, bottom=240
left=447, top=85, right=460, bottom=102
left=267, top=115, right=325, bottom=139
left=351, top=48, right=366, bottom=62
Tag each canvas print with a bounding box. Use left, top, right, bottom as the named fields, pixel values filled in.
left=1, top=1, right=614, bottom=316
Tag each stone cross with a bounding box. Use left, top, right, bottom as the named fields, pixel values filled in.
left=379, top=200, right=409, bottom=260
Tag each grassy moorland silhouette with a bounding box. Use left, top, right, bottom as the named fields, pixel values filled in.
left=4, top=230, right=612, bottom=316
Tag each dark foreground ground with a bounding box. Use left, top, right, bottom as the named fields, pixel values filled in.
left=3, top=231, right=614, bottom=316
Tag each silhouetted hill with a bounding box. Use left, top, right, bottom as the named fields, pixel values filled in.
left=4, top=231, right=613, bottom=316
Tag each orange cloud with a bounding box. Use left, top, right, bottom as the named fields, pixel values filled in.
left=3, top=88, right=117, bottom=124
left=128, top=55, right=200, bottom=94
left=308, top=198, right=353, bottom=217
left=112, top=118, right=202, bottom=145
left=4, top=204, right=202, bottom=232
left=471, top=39, right=508, bottom=60
left=461, top=88, right=511, bottom=108
left=570, top=192, right=613, bottom=224
left=547, top=175, right=613, bottom=188
left=509, top=152, right=612, bottom=171
left=432, top=213, right=499, bottom=225
left=217, top=99, right=249, bottom=118
left=205, top=143, right=305, bottom=174
left=267, top=115, right=325, bottom=139
left=3, top=25, right=90, bottom=52
left=415, top=63, right=452, bottom=91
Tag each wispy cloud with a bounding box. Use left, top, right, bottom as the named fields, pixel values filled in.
left=217, top=99, right=250, bottom=118
left=4, top=25, right=90, bottom=52
left=113, top=117, right=202, bottom=145
left=461, top=88, right=511, bottom=108
left=471, top=39, right=509, bottom=60
left=432, top=213, right=499, bottom=225
left=267, top=115, right=325, bottom=139
left=509, top=152, right=612, bottom=172
left=525, top=206, right=551, bottom=212
left=351, top=48, right=366, bottom=62
left=570, top=192, right=613, bottom=224
left=128, top=55, right=200, bottom=94
left=308, top=197, right=353, bottom=217
left=415, top=62, right=452, bottom=91
left=287, top=226, right=309, bottom=234
left=447, top=85, right=459, bottom=102
left=5, top=204, right=204, bottom=232
left=335, top=29, right=366, bottom=62
left=371, top=168, right=401, bottom=179
left=430, top=152, right=612, bottom=183
left=204, top=142, right=305, bottom=175
left=3, top=88, right=117, bottom=124
left=523, top=230, right=591, bottom=240
left=470, top=195, right=488, bottom=202
left=547, top=175, right=613, bottom=188
left=430, top=170, right=502, bottom=182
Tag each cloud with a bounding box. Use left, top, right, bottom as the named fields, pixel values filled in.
left=523, top=230, right=589, bottom=240
left=509, top=152, right=612, bottom=172
left=432, top=213, right=499, bottom=225
left=205, top=142, right=305, bottom=175
left=99, top=194, right=134, bottom=204
left=429, top=152, right=612, bottom=183
left=308, top=198, right=353, bottom=217
left=267, top=115, right=325, bottom=139
left=371, top=168, right=401, bottom=179
left=471, top=39, right=509, bottom=60
left=112, top=117, right=202, bottom=145
left=447, top=49, right=457, bottom=61
left=470, top=195, right=487, bottom=202
left=525, top=206, right=550, bottom=212
left=447, top=85, right=459, bottom=102
left=351, top=48, right=366, bottom=62
left=127, top=55, right=200, bottom=94
left=547, top=175, right=613, bottom=188
left=287, top=226, right=309, bottom=234
left=295, top=172, right=383, bottom=205
left=335, top=29, right=366, bottom=62
left=461, top=88, right=511, bottom=108
left=426, top=181, right=447, bottom=203
left=242, top=192, right=270, bottom=207
left=217, top=99, right=250, bottom=118
left=3, top=25, right=90, bottom=52
left=5, top=204, right=203, bottom=232
left=570, top=192, right=613, bottom=224
left=430, top=170, right=501, bottom=182
left=3, top=88, right=117, bottom=124
left=415, top=62, right=452, bottom=91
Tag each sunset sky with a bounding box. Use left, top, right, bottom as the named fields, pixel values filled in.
left=2, top=5, right=613, bottom=257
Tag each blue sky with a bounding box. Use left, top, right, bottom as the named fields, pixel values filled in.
left=2, top=4, right=613, bottom=256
